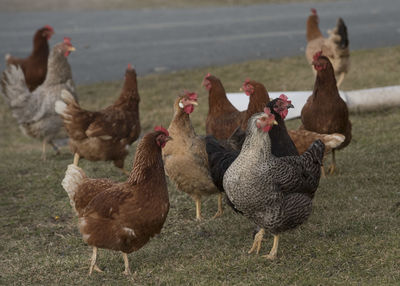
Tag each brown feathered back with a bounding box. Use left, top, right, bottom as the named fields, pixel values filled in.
left=241, top=80, right=270, bottom=130
left=6, top=26, right=53, bottom=91
left=204, top=74, right=242, bottom=139
left=301, top=55, right=351, bottom=150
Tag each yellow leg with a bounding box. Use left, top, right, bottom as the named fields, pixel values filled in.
left=248, top=228, right=265, bottom=254
left=41, top=140, right=46, bottom=161
left=263, top=234, right=279, bottom=260
left=88, top=247, right=103, bottom=275
left=328, top=149, right=336, bottom=174
left=195, top=196, right=202, bottom=221
left=122, top=252, right=131, bottom=275
left=321, top=165, right=326, bottom=178
left=212, top=193, right=224, bottom=219
left=73, top=153, right=80, bottom=166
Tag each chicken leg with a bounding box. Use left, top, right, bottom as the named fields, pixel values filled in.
left=262, top=234, right=279, bottom=260
left=120, top=168, right=130, bottom=176
left=88, top=247, right=103, bottom=275
left=73, top=153, right=80, bottom=166
left=212, top=193, right=224, bottom=219
left=41, top=140, right=47, bottom=161
left=122, top=252, right=131, bottom=275
left=194, top=196, right=202, bottom=221
left=248, top=228, right=265, bottom=254
left=328, top=149, right=336, bottom=174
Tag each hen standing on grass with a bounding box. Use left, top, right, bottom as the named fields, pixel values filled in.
left=162, top=91, right=223, bottom=220
left=306, top=8, right=350, bottom=87
left=55, top=64, right=141, bottom=174
left=1, top=37, right=76, bottom=160
left=221, top=109, right=324, bottom=259
left=5, top=25, right=55, bottom=92
left=301, top=52, right=352, bottom=174
left=61, top=127, right=171, bottom=275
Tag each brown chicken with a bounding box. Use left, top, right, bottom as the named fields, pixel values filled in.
left=2, top=37, right=76, bottom=160
left=306, top=8, right=350, bottom=87
left=203, top=74, right=270, bottom=140
left=5, top=25, right=55, bottom=91
left=55, top=64, right=141, bottom=174
left=162, top=91, right=222, bottom=220
left=61, top=127, right=171, bottom=275
left=301, top=52, right=352, bottom=174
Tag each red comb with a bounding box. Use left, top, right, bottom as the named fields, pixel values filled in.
left=279, top=94, right=288, bottom=101
left=184, top=90, right=198, bottom=100
left=63, top=37, right=72, bottom=45
left=205, top=73, right=212, bottom=79
left=311, top=8, right=317, bottom=15
left=154, top=126, right=169, bottom=137
left=127, top=63, right=132, bottom=70
left=313, top=51, right=322, bottom=61
left=44, top=25, right=54, bottom=32
left=244, top=78, right=251, bottom=84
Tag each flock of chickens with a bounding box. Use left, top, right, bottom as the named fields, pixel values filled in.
left=1, top=9, right=352, bottom=275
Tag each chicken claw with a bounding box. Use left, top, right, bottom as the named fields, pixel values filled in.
left=88, top=247, right=103, bottom=275
left=248, top=228, right=265, bottom=254
left=262, top=234, right=279, bottom=260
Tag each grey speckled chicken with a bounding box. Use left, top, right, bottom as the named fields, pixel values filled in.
left=1, top=37, right=77, bottom=160
left=223, top=108, right=325, bottom=259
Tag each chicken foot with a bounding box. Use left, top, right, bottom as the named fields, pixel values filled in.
left=122, top=252, right=131, bottom=275
left=262, top=234, right=279, bottom=260
left=212, top=193, right=224, bottom=219
left=248, top=228, right=265, bottom=254
left=88, top=247, right=103, bottom=275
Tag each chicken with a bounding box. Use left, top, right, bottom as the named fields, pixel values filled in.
left=1, top=37, right=76, bottom=160
left=301, top=52, right=352, bottom=174
left=5, top=25, right=55, bottom=92
left=162, top=91, right=222, bottom=220
left=306, top=8, right=350, bottom=87
left=61, top=127, right=171, bottom=275
left=203, top=74, right=269, bottom=140
left=55, top=64, right=141, bottom=174
left=210, top=109, right=325, bottom=259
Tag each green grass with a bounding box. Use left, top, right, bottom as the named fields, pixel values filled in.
left=1, top=46, right=400, bottom=285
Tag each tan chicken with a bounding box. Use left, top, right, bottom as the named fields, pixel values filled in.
left=5, top=25, right=54, bottom=91
left=162, top=91, right=222, bottom=220
left=61, top=127, right=171, bottom=275
left=1, top=37, right=76, bottom=160
left=306, top=8, right=350, bottom=87
left=55, top=64, right=141, bottom=174
left=301, top=52, right=352, bottom=174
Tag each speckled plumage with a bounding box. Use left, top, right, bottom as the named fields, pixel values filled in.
left=1, top=42, right=76, bottom=144
left=223, top=113, right=324, bottom=235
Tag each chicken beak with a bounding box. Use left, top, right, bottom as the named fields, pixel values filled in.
left=287, top=103, right=294, bottom=109
left=273, top=120, right=278, bottom=125
left=239, top=87, right=243, bottom=91
left=68, top=46, right=76, bottom=52
left=188, top=100, right=198, bottom=106
left=166, top=136, right=173, bottom=142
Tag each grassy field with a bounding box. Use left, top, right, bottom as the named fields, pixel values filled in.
left=1, top=45, right=400, bottom=285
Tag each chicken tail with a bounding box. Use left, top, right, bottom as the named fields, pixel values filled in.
left=327, top=17, right=349, bottom=51
left=61, top=164, right=87, bottom=213
left=323, top=133, right=345, bottom=150
left=55, top=89, right=78, bottom=119
left=1, top=64, right=31, bottom=123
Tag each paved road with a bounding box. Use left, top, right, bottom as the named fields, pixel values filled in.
left=0, top=0, right=399, bottom=84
